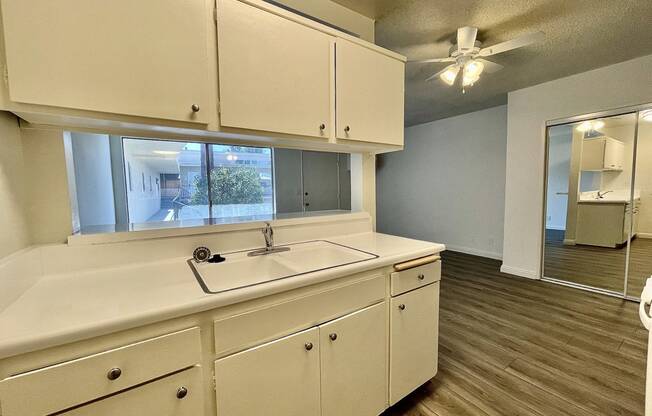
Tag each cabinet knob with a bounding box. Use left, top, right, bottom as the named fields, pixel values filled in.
left=319, top=123, right=326, bottom=131
left=107, top=367, right=122, bottom=380
left=305, top=342, right=313, bottom=351
left=344, top=126, right=351, bottom=133
left=418, top=274, right=425, bottom=280
left=329, top=333, right=338, bottom=341
left=191, top=104, right=200, bottom=112
left=176, top=387, right=188, bottom=399
left=398, top=304, right=406, bottom=311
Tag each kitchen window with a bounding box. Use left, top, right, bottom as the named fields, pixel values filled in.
left=64, top=133, right=353, bottom=235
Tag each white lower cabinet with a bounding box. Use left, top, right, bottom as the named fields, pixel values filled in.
left=61, top=366, right=203, bottom=416
left=320, top=302, right=387, bottom=416
left=389, top=283, right=439, bottom=405
left=214, top=327, right=321, bottom=416
left=214, top=302, right=387, bottom=416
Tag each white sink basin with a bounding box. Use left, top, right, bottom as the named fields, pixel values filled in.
left=188, top=240, right=378, bottom=294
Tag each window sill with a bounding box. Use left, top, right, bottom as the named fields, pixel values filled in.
left=67, top=210, right=368, bottom=246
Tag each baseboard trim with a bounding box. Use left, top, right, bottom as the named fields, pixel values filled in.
left=562, top=239, right=576, bottom=245
left=444, top=244, right=502, bottom=260
left=500, top=264, right=539, bottom=280
left=638, top=232, right=652, bottom=239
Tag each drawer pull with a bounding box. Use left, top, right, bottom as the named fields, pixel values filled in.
left=176, top=386, right=188, bottom=399
left=417, top=274, right=425, bottom=280
left=305, top=342, right=313, bottom=351
left=329, top=333, right=338, bottom=341
left=398, top=304, right=406, bottom=311
left=107, top=368, right=122, bottom=381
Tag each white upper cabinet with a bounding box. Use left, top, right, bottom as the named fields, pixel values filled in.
left=581, top=137, right=625, bottom=171
left=0, top=0, right=210, bottom=124
left=336, top=39, right=405, bottom=146
left=216, top=0, right=334, bottom=139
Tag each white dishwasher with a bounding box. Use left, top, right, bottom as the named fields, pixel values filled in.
left=639, top=277, right=652, bottom=416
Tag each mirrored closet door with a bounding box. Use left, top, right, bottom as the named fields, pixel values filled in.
left=542, top=108, right=652, bottom=300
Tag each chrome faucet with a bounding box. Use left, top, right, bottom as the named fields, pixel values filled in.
left=248, top=222, right=290, bottom=256
left=597, top=190, right=613, bottom=199
left=262, top=222, right=274, bottom=251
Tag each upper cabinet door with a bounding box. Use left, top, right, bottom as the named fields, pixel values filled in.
left=0, top=0, right=210, bottom=124
left=216, top=0, right=334, bottom=139
left=336, top=39, right=405, bottom=146
left=214, top=327, right=321, bottom=416
left=319, top=302, right=388, bottom=416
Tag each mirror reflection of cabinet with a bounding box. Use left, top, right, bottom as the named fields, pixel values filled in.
left=581, top=137, right=624, bottom=171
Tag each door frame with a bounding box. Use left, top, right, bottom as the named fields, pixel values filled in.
left=539, top=102, right=652, bottom=302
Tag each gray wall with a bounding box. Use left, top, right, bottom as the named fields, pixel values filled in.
left=70, top=133, right=116, bottom=227
left=376, top=105, right=507, bottom=259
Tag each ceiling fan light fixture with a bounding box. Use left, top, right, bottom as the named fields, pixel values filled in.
left=642, top=110, right=652, bottom=122
left=440, top=65, right=460, bottom=86
left=576, top=120, right=605, bottom=132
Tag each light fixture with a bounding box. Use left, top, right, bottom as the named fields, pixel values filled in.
left=439, top=65, right=460, bottom=86
left=152, top=150, right=179, bottom=156
left=642, top=110, right=652, bottom=122
left=576, top=120, right=605, bottom=132
left=226, top=154, right=238, bottom=161
left=462, top=60, right=484, bottom=86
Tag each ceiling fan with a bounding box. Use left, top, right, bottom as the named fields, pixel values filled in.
left=411, top=27, right=544, bottom=92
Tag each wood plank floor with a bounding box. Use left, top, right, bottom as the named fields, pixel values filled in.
left=544, top=229, right=652, bottom=298
left=383, top=251, right=647, bottom=416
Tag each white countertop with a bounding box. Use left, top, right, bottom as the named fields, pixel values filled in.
left=0, top=232, right=444, bottom=360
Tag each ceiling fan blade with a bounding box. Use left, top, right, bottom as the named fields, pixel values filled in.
left=425, top=64, right=457, bottom=83
left=409, top=57, right=456, bottom=64
left=479, top=31, right=544, bottom=57
left=476, top=58, right=504, bottom=73
left=457, top=26, right=478, bottom=53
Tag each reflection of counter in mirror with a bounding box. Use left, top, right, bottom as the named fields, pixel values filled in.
left=575, top=197, right=640, bottom=248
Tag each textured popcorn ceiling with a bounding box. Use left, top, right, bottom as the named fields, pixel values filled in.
left=333, top=0, right=652, bottom=126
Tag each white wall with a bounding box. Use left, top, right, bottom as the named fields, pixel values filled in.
left=545, top=128, right=571, bottom=230
left=502, top=54, right=652, bottom=279
left=70, top=133, right=116, bottom=227
left=635, top=120, right=652, bottom=235
left=377, top=105, right=507, bottom=259
left=124, top=152, right=161, bottom=223
left=0, top=112, right=30, bottom=259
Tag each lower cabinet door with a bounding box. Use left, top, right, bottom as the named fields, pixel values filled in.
left=390, top=283, right=439, bottom=405
left=320, top=302, right=388, bottom=416
left=61, top=366, right=203, bottom=415
left=214, top=327, right=321, bottom=416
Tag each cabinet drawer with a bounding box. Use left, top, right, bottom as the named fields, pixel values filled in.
left=60, top=366, right=203, bottom=416
left=214, top=275, right=385, bottom=356
left=0, top=327, right=201, bottom=416
left=390, top=260, right=441, bottom=296
left=390, top=283, right=439, bottom=405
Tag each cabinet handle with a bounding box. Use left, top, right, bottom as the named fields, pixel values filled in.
left=305, top=342, right=313, bottom=351
left=319, top=123, right=326, bottom=131
left=344, top=126, right=351, bottom=133
left=329, top=333, right=338, bottom=341
left=191, top=104, right=200, bottom=112
left=418, top=274, right=425, bottom=280
left=107, top=368, right=122, bottom=380
left=398, top=304, right=406, bottom=311
left=176, top=387, right=188, bottom=399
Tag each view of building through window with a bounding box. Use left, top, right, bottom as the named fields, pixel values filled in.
left=122, top=139, right=274, bottom=224
left=63, top=133, right=353, bottom=234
